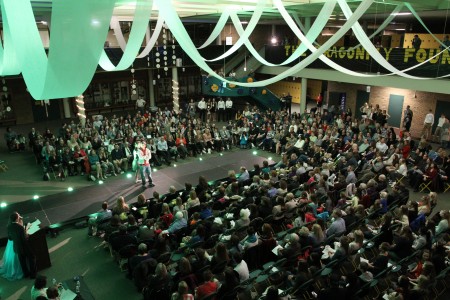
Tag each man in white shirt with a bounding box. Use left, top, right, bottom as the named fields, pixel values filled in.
left=225, top=98, right=233, bottom=121
left=433, top=113, right=446, bottom=142
left=217, top=98, right=225, bottom=122
left=198, top=97, right=206, bottom=122
left=135, top=98, right=146, bottom=111
left=375, top=137, right=388, bottom=154
left=422, top=109, right=434, bottom=141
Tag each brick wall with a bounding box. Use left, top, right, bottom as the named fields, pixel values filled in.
left=327, top=81, right=450, bottom=138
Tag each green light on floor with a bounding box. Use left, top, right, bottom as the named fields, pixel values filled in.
left=126, top=173, right=132, bottom=179
left=268, top=157, right=272, bottom=161
left=33, top=195, right=39, bottom=200
left=220, top=153, right=223, bottom=156
left=67, top=187, right=74, bottom=192
left=98, top=180, right=104, bottom=185
left=174, top=164, right=177, bottom=167
left=199, top=157, right=203, bottom=161
left=153, top=168, right=157, bottom=172
left=0, top=202, right=7, bottom=208
left=253, top=151, right=257, bottom=155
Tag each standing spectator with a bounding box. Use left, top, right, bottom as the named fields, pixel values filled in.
left=198, top=97, right=207, bottom=122
left=403, top=105, right=413, bottom=132
left=217, top=98, right=226, bottom=122
left=225, top=97, right=233, bottom=121
left=433, top=113, right=446, bottom=143
left=422, top=109, right=434, bottom=141
left=412, top=35, right=422, bottom=49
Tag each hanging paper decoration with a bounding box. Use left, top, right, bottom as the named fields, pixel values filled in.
left=262, top=89, right=267, bottom=95
left=229, top=83, right=236, bottom=88
left=0, top=0, right=448, bottom=102
left=247, top=77, right=254, bottom=83
left=211, top=84, right=219, bottom=92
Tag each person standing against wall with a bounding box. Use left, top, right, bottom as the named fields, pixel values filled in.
left=198, top=97, right=206, bottom=122
left=403, top=105, right=413, bottom=132
left=225, top=97, right=233, bottom=121
left=422, top=109, right=434, bottom=141
left=412, top=35, right=422, bottom=50
left=433, top=113, right=446, bottom=143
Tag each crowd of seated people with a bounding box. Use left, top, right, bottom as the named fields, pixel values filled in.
left=83, top=150, right=450, bottom=300
left=15, top=101, right=450, bottom=299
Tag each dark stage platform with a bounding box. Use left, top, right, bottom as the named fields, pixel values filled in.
left=0, top=151, right=273, bottom=239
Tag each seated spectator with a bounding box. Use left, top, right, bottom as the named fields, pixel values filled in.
left=31, top=275, right=48, bottom=300
left=88, top=201, right=112, bottom=236
left=163, top=211, right=187, bottom=234
left=109, top=225, right=137, bottom=252
left=111, top=143, right=127, bottom=173
left=171, top=281, right=194, bottom=300
left=160, top=203, right=174, bottom=229
left=112, top=196, right=130, bottom=219
left=195, top=270, right=218, bottom=300
left=326, top=209, right=346, bottom=237
left=128, top=243, right=150, bottom=278
left=233, top=252, right=249, bottom=282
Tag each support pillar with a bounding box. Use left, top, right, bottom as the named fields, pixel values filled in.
left=301, top=77, right=307, bottom=115
left=148, top=69, right=155, bottom=107
left=62, top=98, right=71, bottom=118
left=172, top=67, right=179, bottom=113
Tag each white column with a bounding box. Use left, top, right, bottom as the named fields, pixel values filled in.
left=301, top=77, right=307, bottom=114
left=172, top=67, right=179, bottom=113
left=148, top=70, right=155, bottom=107
left=62, top=98, right=71, bottom=118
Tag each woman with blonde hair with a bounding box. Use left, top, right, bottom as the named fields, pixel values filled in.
left=113, top=196, right=129, bottom=216
left=171, top=281, right=194, bottom=300
left=310, top=223, right=325, bottom=247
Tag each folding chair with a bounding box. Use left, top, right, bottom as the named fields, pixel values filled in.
left=419, top=180, right=432, bottom=193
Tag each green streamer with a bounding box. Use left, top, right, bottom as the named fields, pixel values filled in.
left=3, top=0, right=116, bottom=100
left=99, top=0, right=153, bottom=71
left=156, top=0, right=374, bottom=87
left=0, top=1, right=20, bottom=75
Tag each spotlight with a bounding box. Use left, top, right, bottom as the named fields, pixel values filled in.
left=253, top=151, right=257, bottom=155
left=0, top=202, right=7, bottom=208
left=98, top=180, right=104, bottom=185
left=268, top=157, right=272, bottom=161
left=126, top=173, right=132, bottom=179
left=271, top=36, right=277, bottom=45
left=199, top=157, right=203, bottom=161
left=153, top=168, right=157, bottom=172
left=220, top=153, right=223, bottom=156
left=33, top=195, right=39, bottom=200
left=173, top=164, right=177, bottom=167
left=67, top=187, right=74, bottom=192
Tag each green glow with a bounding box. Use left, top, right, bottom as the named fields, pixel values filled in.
left=199, top=158, right=203, bottom=161
left=153, top=168, right=157, bottom=172
left=67, top=187, right=74, bottom=192
left=126, top=173, right=132, bottom=178
left=98, top=180, right=104, bottom=184
left=173, top=164, right=177, bottom=167
left=33, top=195, right=39, bottom=200
left=268, top=157, right=272, bottom=161
left=253, top=151, right=257, bottom=155
left=0, top=202, right=7, bottom=208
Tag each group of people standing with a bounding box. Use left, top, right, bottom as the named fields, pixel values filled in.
left=189, top=97, right=234, bottom=123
